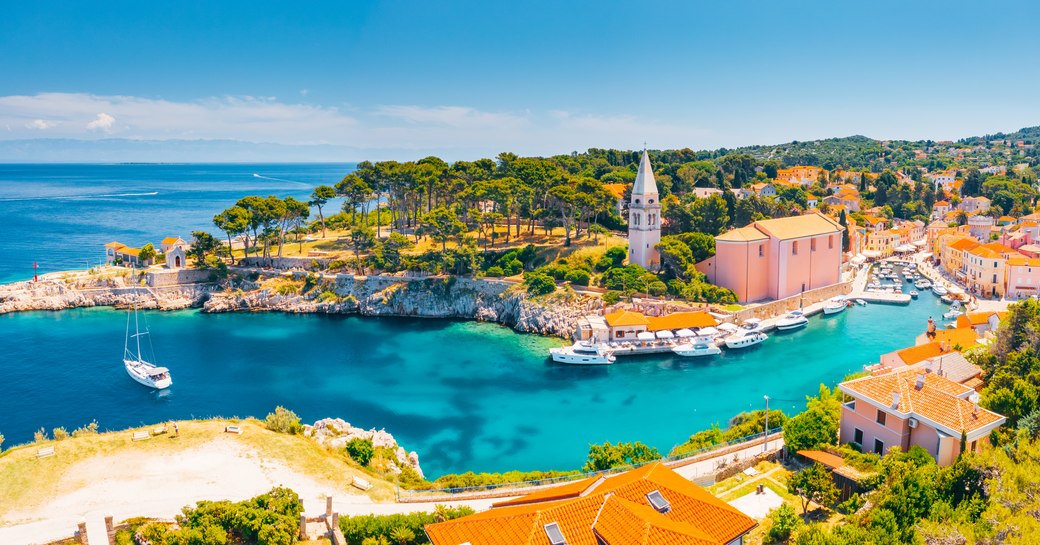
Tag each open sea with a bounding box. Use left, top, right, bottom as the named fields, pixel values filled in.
left=0, top=164, right=947, bottom=477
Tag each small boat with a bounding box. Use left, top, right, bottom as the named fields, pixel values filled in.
left=776, top=309, right=809, bottom=330
left=724, top=330, right=768, bottom=349
left=932, top=285, right=949, bottom=296
left=124, top=270, right=172, bottom=390
left=823, top=297, right=848, bottom=315
left=915, top=279, right=932, bottom=289
left=943, top=309, right=963, bottom=320
left=550, top=341, right=616, bottom=365
left=855, top=299, right=868, bottom=306
left=941, top=295, right=953, bottom=304
left=909, top=290, right=919, bottom=298
left=672, top=338, right=723, bottom=357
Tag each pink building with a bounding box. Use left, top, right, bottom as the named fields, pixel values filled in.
left=838, top=370, right=1004, bottom=465
left=1006, top=256, right=1040, bottom=300
left=706, top=213, right=844, bottom=303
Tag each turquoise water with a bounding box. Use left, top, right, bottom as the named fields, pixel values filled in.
left=0, top=295, right=945, bottom=477
left=0, top=164, right=948, bottom=477
left=0, top=164, right=351, bottom=283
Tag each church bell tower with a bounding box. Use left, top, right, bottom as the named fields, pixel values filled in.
left=628, top=148, right=661, bottom=269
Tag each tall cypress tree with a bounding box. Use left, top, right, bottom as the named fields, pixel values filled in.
left=839, top=210, right=850, bottom=252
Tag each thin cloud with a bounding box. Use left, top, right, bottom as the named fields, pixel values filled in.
left=26, top=119, right=58, bottom=130
left=86, top=112, right=115, bottom=131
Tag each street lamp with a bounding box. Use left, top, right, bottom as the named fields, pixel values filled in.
left=763, top=395, right=770, bottom=453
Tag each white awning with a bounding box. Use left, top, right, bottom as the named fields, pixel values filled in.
left=697, top=327, right=719, bottom=336
left=851, top=254, right=866, bottom=264
left=675, top=328, right=696, bottom=338
left=895, top=244, right=917, bottom=252
left=636, top=331, right=656, bottom=341
left=656, top=330, right=675, bottom=339
left=717, top=323, right=739, bottom=332
left=913, top=239, right=928, bottom=247
left=862, top=250, right=882, bottom=258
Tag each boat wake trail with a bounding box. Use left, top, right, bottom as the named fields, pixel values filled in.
left=0, top=191, right=159, bottom=202
left=252, top=173, right=311, bottom=187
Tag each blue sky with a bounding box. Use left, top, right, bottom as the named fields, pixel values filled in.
left=1, top=0, right=1039, bottom=160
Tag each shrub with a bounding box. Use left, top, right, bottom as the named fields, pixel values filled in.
left=603, top=290, right=621, bottom=305
left=504, top=258, right=524, bottom=275
left=265, top=406, right=303, bottom=434
left=564, top=269, right=591, bottom=286
left=523, top=272, right=556, bottom=295
left=346, top=437, right=375, bottom=466
left=72, top=420, right=99, bottom=437
left=766, top=503, right=801, bottom=543
left=318, top=290, right=340, bottom=303
left=389, top=527, right=416, bottom=545
left=52, top=427, right=68, bottom=441
left=485, top=266, right=505, bottom=277
left=583, top=441, right=661, bottom=472
left=33, top=427, right=47, bottom=443
left=341, top=507, right=474, bottom=545
left=275, top=282, right=299, bottom=296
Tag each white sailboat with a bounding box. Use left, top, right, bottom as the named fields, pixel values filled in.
left=124, top=273, right=172, bottom=389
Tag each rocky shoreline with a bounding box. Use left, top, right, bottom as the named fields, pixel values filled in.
left=305, top=417, right=425, bottom=478
left=0, top=268, right=600, bottom=339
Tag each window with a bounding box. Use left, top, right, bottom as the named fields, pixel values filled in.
left=792, top=241, right=798, bottom=255
left=758, top=244, right=764, bottom=257
left=829, top=235, right=834, bottom=249
left=811, top=238, right=817, bottom=252
left=853, top=428, right=863, bottom=445
left=876, top=410, right=887, bottom=426
left=874, top=438, right=885, bottom=455
left=615, top=331, right=624, bottom=338
left=970, top=440, right=978, bottom=452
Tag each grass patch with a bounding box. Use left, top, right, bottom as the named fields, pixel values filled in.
left=0, top=419, right=395, bottom=520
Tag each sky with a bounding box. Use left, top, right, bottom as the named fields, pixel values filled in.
left=1, top=0, right=1039, bottom=161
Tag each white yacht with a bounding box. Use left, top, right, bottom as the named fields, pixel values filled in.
left=739, top=318, right=765, bottom=333
left=550, top=341, right=616, bottom=365
left=123, top=273, right=172, bottom=390
left=724, top=330, right=768, bottom=349
left=932, top=284, right=949, bottom=296
left=823, top=297, right=848, bottom=315
left=776, top=309, right=809, bottom=330
left=915, top=278, right=932, bottom=289
left=672, top=338, right=722, bottom=357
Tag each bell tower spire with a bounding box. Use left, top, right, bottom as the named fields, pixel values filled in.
left=628, top=148, right=661, bottom=269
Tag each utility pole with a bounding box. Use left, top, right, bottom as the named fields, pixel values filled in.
left=763, top=395, right=770, bottom=453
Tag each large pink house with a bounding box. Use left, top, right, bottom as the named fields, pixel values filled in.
left=838, top=369, right=1004, bottom=465
left=703, top=213, right=844, bottom=303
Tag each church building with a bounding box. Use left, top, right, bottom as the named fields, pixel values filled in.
left=628, top=149, right=661, bottom=269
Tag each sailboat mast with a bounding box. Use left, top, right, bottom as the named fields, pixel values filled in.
left=133, top=267, right=142, bottom=360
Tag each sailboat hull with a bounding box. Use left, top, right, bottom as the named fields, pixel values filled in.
left=124, top=359, right=172, bottom=389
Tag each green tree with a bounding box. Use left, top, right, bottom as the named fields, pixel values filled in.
left=783, top=385, right=841, bottom=452
left=213, top=205, right=251, bottom=265
left=423, top=206, right=466, bottom=251
left=766, top=503, right=802, bottom=542
left=689, top=194, right=730, bottom=235
left=838, top=210, right=850, bottom=252
left=189, top=231, right=219, bottom=267
left=137, top=243, right=156, bottom=264
left=523, top=272, right=556, bottom=295
left=582, top=441, right=662, bottom=472
left=310, top=185, right=337, bottom=238
left=348, top=225, right=377, bottom=274
left=346, top=438, right=375, bottom=466
left=789, top=463, right=839, bottom=516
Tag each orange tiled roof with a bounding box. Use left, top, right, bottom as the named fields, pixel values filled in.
left=716, top=225, right=769, bottom=243
left=896, top=342, right=946, bottom=365
left=116, top=246, right=142, bottom=257
left=427, top=463, right=756, bottom=545
left=956, top=312, right=1004, bottom=327
left=931, top=327, right=981, bottom=350
left=105, top=241, right=126, bottom=249
left=604, top=310, right=650, bottom=327
left=493, top=477, right=601, bottom=508
left=1008, top=256, right=1040, bottom=267
left=161, top=236, right=184, bottom=245
left=797, top=450, right=845, bottom=469
left=752, top=212, right=842, bottom=241
left=935, top=200, right=950, bottom=206
left=840, top=370, right=1004, bottom=435
left=603, top=183, right=629, bottom=200
left=949, top=238, right=980, bottom=252
left=646, top=311, right=718, bottom=331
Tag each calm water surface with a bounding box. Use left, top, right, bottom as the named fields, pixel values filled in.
left=0, top=164, right=947, bottom=477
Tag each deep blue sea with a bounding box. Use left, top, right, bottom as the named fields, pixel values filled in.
left=0, top=164, right=948, bottom=477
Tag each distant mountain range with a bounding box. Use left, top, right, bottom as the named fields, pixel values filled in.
left=0, top=125, right=1036, bottom=164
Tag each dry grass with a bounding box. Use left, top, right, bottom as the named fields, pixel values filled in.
left=0, top=419, right=395, bottom=519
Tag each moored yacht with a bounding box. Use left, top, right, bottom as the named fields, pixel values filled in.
left=776, top=309, right=809, bottom=330
left=550, top=341, right=616, bottom=365
left=823, top=297, right=848, bottom=315
left=932, top=284, right=949, bottom=296
left=724, top=329, right=768, bottom=349
left=672, top=338, right=722, bottom=357
left=124, top=270, right=172, bottom=390
left=739, top=318, right=764, bottom=333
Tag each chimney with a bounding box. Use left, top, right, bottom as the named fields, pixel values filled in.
left=891, top=393, right=900, bottom=409
left=915, top=374, right=926, bottom=389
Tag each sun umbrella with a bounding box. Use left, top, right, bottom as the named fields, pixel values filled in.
left=675, top=328, right=696, bottom=338
left=656, top=330, right=675, bottom=339
left=636, top=331, right=656, bottom=341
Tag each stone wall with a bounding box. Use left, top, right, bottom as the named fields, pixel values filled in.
left=727, top=280, right=853, bottom=323
left=238, top=256, right=332, bottom=270
left=145, top=268, right=215, bottom=287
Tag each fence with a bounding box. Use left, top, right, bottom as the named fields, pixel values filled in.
left=396, top=427, right=784, bottom=502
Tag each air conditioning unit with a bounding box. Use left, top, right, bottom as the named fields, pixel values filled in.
left=908, top=417, right=919, bottom=429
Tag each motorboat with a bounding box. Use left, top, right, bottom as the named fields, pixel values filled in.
left=740, top=318, right=765, bottom=333
left=823, top=297, right=848, bottom=315
left=776, top=309, right=809, bottom=330
left=124, top=269, right=172, bottom=390
left=724, top=330, right=768, bottom=349
left=915, top=279, right=932, bottom=289
left=855, top=299, right=868, bottom=306
left=672, top=338, right=723, bottom=357
left=550, top=341, right=616, bottom=365
left=909, top=290, right=919, bottom=298
left=941, top=295, right=954, bottom=304
left=932, top=284, right=949, bottom=296
left=943, top=309, right=963, bottom=320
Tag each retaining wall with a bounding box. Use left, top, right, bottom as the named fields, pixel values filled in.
left=728, top=281, right=853, bottom=323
